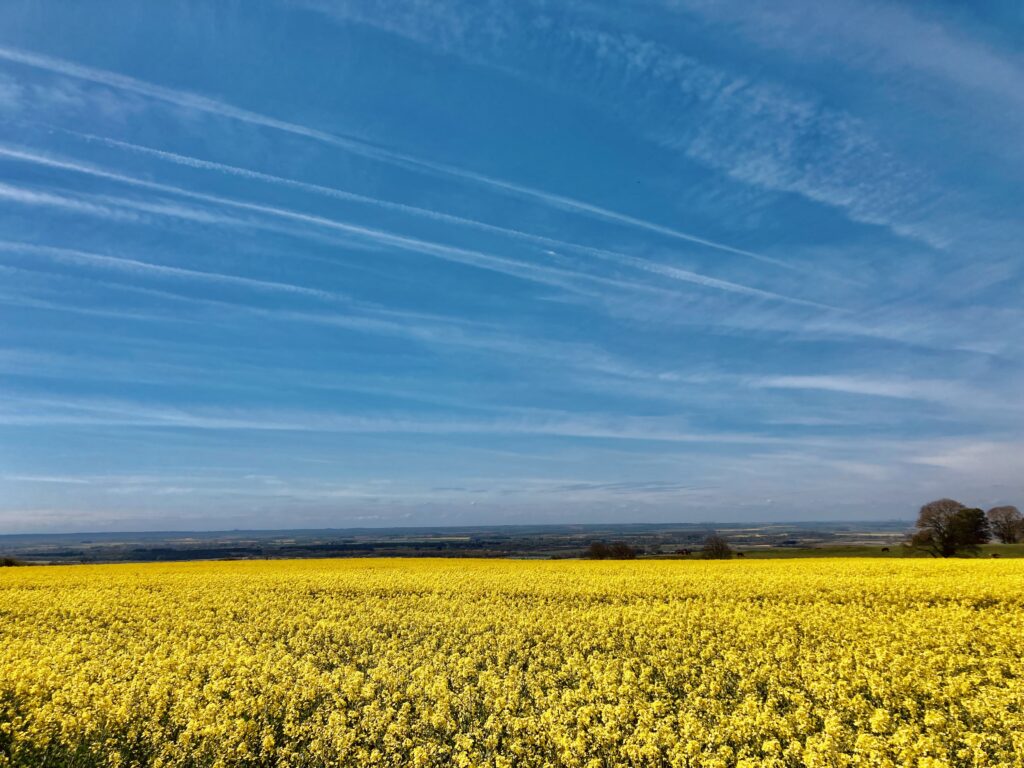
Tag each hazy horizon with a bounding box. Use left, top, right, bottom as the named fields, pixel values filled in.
left=0, top=518, right=918, bottom=539
left=1, top=0, right=1022, bottom=533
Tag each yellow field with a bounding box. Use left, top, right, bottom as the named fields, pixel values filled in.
left=1, top=559, right=1022, bottom=767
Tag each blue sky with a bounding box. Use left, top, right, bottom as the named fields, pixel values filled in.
left=0, top=0, right=1022, bottom=532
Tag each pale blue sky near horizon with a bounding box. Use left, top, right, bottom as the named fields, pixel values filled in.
left=0, top=0, right=1022, bottom=533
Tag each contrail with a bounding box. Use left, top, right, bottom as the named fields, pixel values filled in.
left=0, top=240, right=350, bottom=302
left=0, top=180, right=136, bottom=221
left=1, top=144, right=823, bottom=306
left=0, top=245, right=678, bottom=381
left=51, top=135, right=831, bottom=308
left=0, top=44, right=790, bottom=268
left=0, top=146, right=651, bottom=297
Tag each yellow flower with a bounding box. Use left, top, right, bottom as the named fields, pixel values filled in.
left=0, top=558, right=1021, bottom=767
left=869, top=709, right=892, bottom=734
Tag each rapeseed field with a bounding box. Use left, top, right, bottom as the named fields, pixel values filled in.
left=1, top=558, right=1022, bottom=767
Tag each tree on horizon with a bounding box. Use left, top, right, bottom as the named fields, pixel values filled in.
left=912, top=499, right=991, bottom=557
left=987, top=506, right=1023, bottom=544
left=701, top=534, right=734, bottom=560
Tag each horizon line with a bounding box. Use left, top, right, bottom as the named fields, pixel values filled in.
left=0, top=519, right=916, bottom=539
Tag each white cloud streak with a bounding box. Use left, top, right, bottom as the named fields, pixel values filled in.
left=0, top=240, right=350, bottom=303
left=0, top=44, right=787, bottom=266
left=661, top=0, right=1024, bottom=113
left=0, top=393, right=806, bottom=446
left=0, top=180, right=135, bottom=220
left=74, top=133, right=832, bottom=306
left=751, top=374, right=973, bottom=406
left=0, top=248, right=675, bottom=383
left=0, top=144, right=824, bottom=307
left=0, top=146, right=639, bottom=296
left=296, top=1, right=974, bottom=252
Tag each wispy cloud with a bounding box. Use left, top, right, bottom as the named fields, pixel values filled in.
left=909, top=440, right=1024, bottom=483
left=0, top=285, right=195, bottom=324
left=0, top=393, right=792, bottom=445
left=0, top=474, right=93, bottom=485
left=0, top=240, right=350, bottom=302
left=4, top=155, right=1004, bottom=359
left=0, top=180, right=136, bottom=220
left=0, top=161, right=1008, bottom=365
left=751, top=375, right=963, bottom=402
left=559, top=24, right=945, bottom=250
left=0, top=44, right=790, bottom=265
left=1, top=143, right=826, bottom=308
left=69, top=133, right=828, bottom=304
left=297, top=1, right=973, bottom=252
left=661, top=0, right=1024, bottom=113
left=1, top=7, right=1020, bottom=530
left=0, top=146, right=665, bottom=299
left=0, top=248, right=681, bottom=384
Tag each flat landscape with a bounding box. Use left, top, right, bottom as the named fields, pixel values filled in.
left=2, top=1, right=1022, bottom=766
left=0, top=521, right=922, bottom=565
left=3, top=558, right=1023, bottom=767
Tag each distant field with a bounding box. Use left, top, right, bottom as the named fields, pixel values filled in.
left=0, top=521, right=914, bottom=564
left=3, top=558, right=1023, bottom=766
left=698, top=543, right=1024, bottom=559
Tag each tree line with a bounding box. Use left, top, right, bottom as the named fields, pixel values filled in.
left=912, top=499, right=1021, bottom=557
left=584, top=502, right=1022, bottom=561
left=586, top=535, right=736, bottom=560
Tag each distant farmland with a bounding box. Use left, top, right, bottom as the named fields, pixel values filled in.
left=0, top=520, right=920, bottom=565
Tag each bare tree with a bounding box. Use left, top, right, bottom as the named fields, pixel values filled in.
left=987, top=506, right=1023, bottom=544
left=913, top=498, right=991, bottom=557
left=701, top=534, right=733, bottom=560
